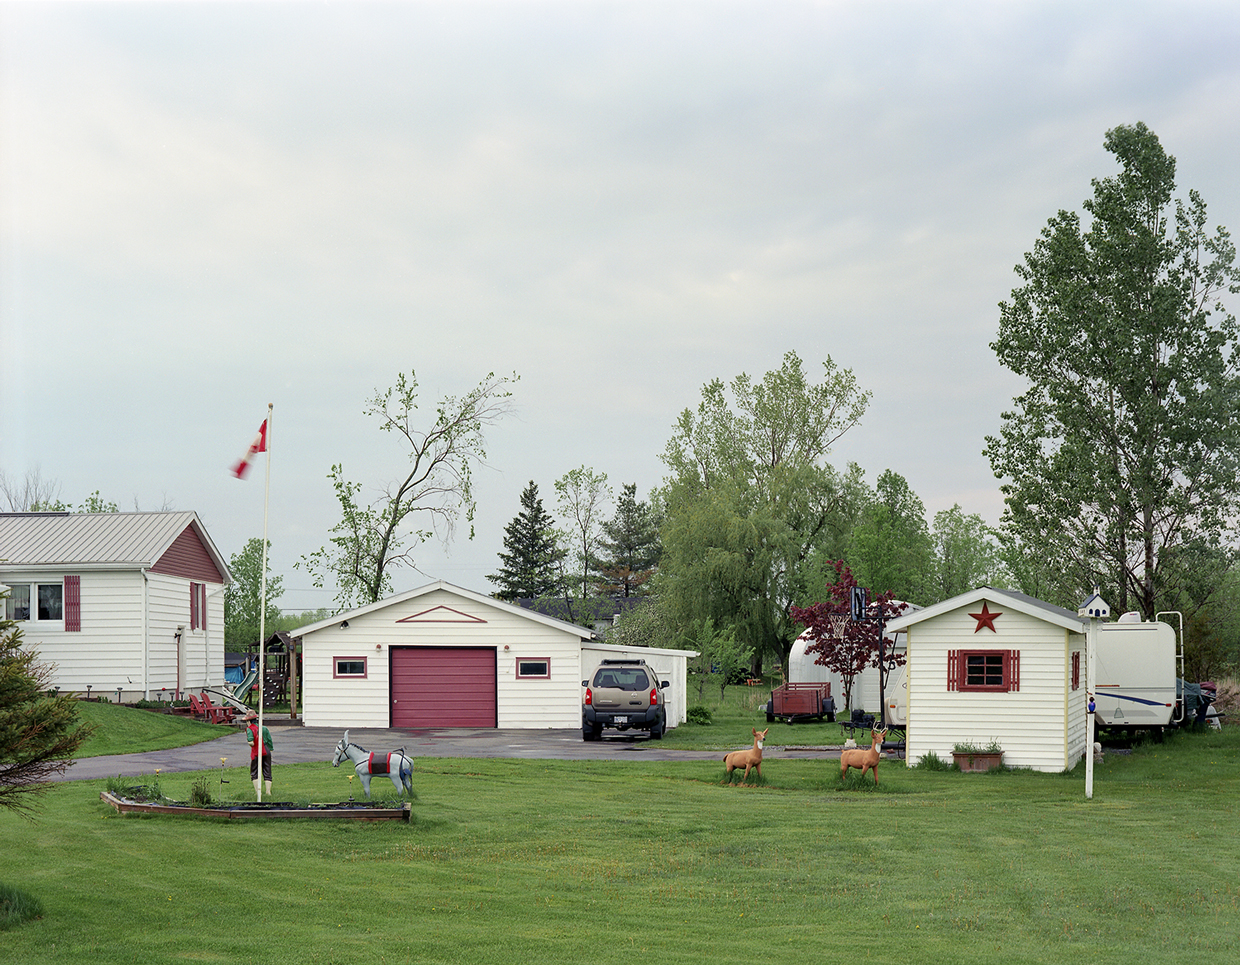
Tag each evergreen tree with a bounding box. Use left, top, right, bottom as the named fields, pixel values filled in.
left=1, top=611, right=93, bottom=815
left=594, top=483, right=661, bottom=597
left=488, top=481, right=563, bottom=600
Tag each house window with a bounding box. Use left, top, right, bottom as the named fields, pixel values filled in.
left=948, top=649, right=1020, bottom=692
left=4, top=583, right=65, bottom=622
left=189, top=582, right=207, bottom=631
left=1072, top=651, right=1081, bottom=690
left=516, top=658, right=551, bottom=679
left=334, top=657, right=368, bottom=678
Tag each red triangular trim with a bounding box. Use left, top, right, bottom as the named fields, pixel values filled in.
left=395, top=605, right=487, bottom=624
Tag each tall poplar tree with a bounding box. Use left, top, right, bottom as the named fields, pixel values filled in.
left=986, top=123, right=1240, bottom=617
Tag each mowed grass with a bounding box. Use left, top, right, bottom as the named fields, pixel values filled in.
left=2, top=725, right=1237, bottom=964
left=73, top=700, right=238, bottom=757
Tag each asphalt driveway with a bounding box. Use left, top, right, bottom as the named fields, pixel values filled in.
left=55, top=721, right=845, bottom=782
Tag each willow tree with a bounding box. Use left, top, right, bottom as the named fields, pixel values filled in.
left=985, top=123, right=1240, bottom=618
left=658, top=351, right=871, bottom=668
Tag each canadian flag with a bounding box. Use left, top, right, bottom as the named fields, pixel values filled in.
left=231, top=419, right=268, bottom=479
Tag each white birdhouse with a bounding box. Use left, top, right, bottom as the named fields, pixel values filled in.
left=1077, top=588, right=1111, bottom=620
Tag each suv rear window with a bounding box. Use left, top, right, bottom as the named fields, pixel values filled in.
left=593, top=667, right=650, bottom=691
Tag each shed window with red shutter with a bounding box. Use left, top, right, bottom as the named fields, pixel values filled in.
left=948, top=649, right=1020, bottom=692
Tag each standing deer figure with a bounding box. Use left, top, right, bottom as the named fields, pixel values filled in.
left=723, top=728, right=769, bottom=783
left=839, top=728, right=887, bottom=785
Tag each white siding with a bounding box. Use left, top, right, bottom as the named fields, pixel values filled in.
left=6, top=569, right=144, bottom=697
left=143, top=572, right=226, bottom=697
left=906, top=605, right=1087, bottom=773
left=300, top=587, right=585, bottom=729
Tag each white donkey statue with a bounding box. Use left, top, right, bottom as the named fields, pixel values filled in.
left=331, top=731, right=415, bottom=799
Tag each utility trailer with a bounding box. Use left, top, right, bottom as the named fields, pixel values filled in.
left=765, top=682, right=835, bottom=724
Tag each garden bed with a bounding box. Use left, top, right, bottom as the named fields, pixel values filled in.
left=100, top=791, right=410, bottom=822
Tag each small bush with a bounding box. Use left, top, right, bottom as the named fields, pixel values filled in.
left=913, top=751, right=953, bottom=771
left=686, top=705, right=713, bottom=726
left=0, top=883, right=44, bottom=931
left=189, top=776, right=213, bottom=807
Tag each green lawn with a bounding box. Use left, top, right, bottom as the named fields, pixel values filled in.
left=72, top=700, right=237, bottom=757
left=3, top=719, right=1236, bottom=964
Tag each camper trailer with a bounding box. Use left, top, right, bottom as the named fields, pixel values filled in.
left=1094, top=613, right=1180, bottom=730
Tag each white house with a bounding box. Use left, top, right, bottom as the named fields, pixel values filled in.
left=291, top=581, right=696, bottom=730
left=884, top=587, right=1089, bottom=772
left=0, top=511, right=232, bottom=701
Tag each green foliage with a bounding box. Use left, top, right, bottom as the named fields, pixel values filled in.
left=188, top=776, right=212, bottom=807
left=685, top=704, right=713, bottom=725
left=300, top=369, right=518, bottom=609
left=0, top=882, right=44, bottom=930
left=987, top=123, right=1240, bottom=619
left=0, top=615, right=93, bottom=816
left=593, top=483, right=661, bottom=597
left=224, top=537, right=284, bottom=649
left=952, top=740, right=1003, bottom=754
left=604, top=596, right=675, bottom=648
left=913, top=750, right=952, bottom=771
left=848, top=469, right=934, bottom=602
left=658, top=351, right=872, bottom=669
left=683, top=618, right=754, bottom=700
left=929, top=503, right=1006, bottom=602
left=554, top=466, right=611, bottom=600
left=488, top=480, right=564, bottom=600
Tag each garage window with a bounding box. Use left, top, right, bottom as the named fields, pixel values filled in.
left=515, top=658, right=550, bottom=679
left=334, top=657, right=368, bottom=678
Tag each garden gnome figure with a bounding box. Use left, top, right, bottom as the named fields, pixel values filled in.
left=244, top=711, right=273, bottom=800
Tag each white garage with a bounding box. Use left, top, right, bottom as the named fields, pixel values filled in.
left=292, top=581, right=695, bottom=731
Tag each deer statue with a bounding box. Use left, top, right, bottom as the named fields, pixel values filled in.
left=839, top=728, right=887, bottom=785
left=723, top=728, right=769, bottom=783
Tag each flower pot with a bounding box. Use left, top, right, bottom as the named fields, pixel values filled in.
left=952, top=751, right=1003, bottom=772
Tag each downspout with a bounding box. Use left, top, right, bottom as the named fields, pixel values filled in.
left=141, top=568, right=149, bottom=700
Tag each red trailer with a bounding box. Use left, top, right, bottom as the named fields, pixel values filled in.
left=765, top=682, right=835, bottom=723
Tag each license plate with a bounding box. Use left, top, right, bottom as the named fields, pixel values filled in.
left=614, top=716, right=628, bottom=725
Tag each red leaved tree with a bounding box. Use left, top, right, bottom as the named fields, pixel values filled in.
left=789, top=560, right=908, bottom=715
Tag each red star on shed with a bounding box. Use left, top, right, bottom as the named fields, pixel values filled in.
left=969, top=601, right=1002, bottom=633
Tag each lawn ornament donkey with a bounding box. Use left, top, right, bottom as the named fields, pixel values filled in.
left=331, top=731, right=414, bottom=799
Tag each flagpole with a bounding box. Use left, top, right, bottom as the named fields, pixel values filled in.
left=257, top=403, right=273, bottom=802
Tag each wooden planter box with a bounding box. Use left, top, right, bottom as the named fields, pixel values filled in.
left=953, top=751, right=1003, bottom=773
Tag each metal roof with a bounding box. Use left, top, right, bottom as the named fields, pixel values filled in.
left=0, top=511, right=229, bottom=576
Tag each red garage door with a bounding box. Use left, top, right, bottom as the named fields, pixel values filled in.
left=390, top=647, right=497, bottom=728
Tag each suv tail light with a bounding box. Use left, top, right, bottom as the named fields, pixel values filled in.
left=585, top=687, right=593, bottom=705
left=650, top=686, right=659, bottom=706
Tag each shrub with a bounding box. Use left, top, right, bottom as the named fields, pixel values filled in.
left=189, top=776, right=213, bottom=807
left=914, top=751, right=952, bottom=771
left=686, top=705, right=713, bottom=726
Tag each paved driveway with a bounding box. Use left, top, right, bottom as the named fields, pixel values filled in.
left=55, top=722, right=844, bottom=782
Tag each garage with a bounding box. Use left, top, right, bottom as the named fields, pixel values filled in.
left=391, top=646, right=496, bottom=727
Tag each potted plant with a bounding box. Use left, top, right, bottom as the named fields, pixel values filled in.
left=952, top=740, right=1003, bottom=772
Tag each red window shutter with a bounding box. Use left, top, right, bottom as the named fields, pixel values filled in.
left=190, top=582, right=200, bottom=631
left=64, top=575, right=81, bottom=632
left=1008, top=650, right=1020, bottom=692
left=947, top=649, right=959, bottom=691
left=200, top=583, right=208, bottom=632
left=1072, top=651, right=1080, bottom=690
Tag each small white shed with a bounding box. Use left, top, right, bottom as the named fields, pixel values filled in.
left=884, top=587, right=1088, bottom=772
left=292, top=581, right=696, bottom=731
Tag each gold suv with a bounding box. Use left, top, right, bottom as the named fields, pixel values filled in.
left=582, top=659, right=669, bottom=741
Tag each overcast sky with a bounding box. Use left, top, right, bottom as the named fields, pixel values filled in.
left=3, top=1, right=1238, bottom=612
